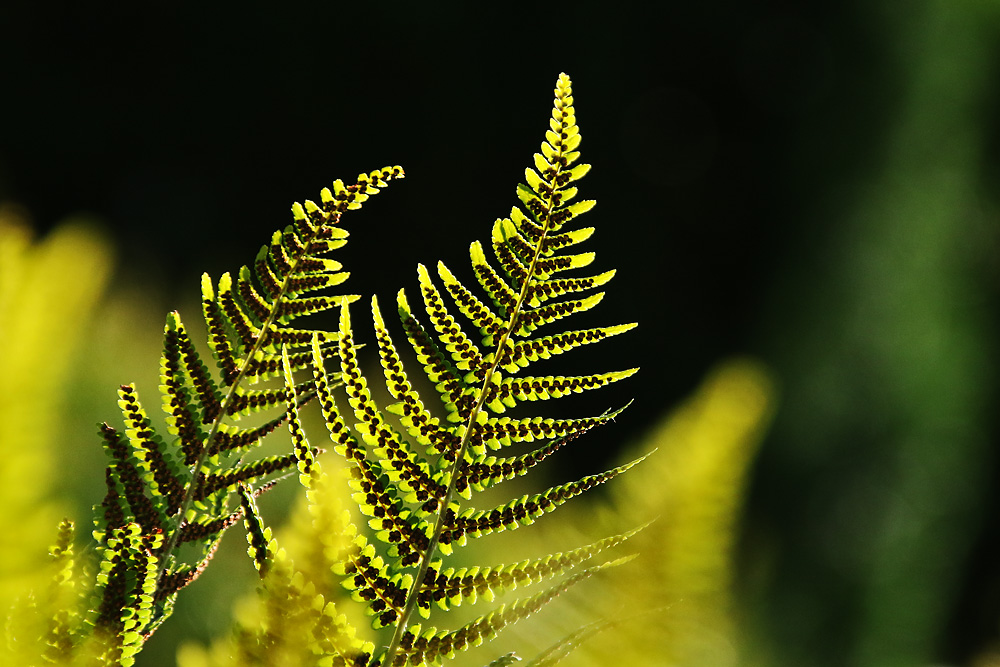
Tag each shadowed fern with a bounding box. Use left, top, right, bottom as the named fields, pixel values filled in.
left=7, top=72, right=644, bottom=667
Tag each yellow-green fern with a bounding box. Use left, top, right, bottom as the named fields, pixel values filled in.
left=8, top=73, right=651, bottom=667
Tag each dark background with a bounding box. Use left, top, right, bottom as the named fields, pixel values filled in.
left=2, top=1, right=999, bottom=665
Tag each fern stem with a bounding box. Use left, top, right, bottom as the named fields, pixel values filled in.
left=380, top=195, right=561, bottom=667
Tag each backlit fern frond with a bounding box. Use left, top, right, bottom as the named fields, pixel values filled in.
left=87, top=166, right=403, bottom=661
left=17, top=71, right=647, bottom=667
left=226, top=72, right=645, bottom=667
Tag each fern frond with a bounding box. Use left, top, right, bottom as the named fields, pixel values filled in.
left=486, top=368, right=637, bottom=413
left=89, top=165, right=403, bottom=653
left=484, top=653, right=522, bottom=667
left=267, top=73, right=644, bottom=667
left=44, top=518, right=84, bottom=663
left=84, top=72, right=643, bottom=667
left=506, top=324, right=636, bottom=373
left=88, top=523, right=163, bottom=666
left=521, top=619, right=610, bottom=667
left=238, top=483, right=277, bottom=576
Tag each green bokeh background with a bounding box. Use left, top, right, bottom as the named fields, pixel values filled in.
left=2, top=1, right=999, bottom=665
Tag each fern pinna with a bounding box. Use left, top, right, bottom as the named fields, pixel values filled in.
left=81, top=72, right=640, bottom=666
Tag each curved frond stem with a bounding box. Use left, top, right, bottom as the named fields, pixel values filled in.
left=382, top=76, right=576, bottom=667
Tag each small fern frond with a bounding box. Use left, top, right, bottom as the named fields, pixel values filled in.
left=238, top=482, right=277, bottom=577
left=86, top=523, right=163, bottom=666
left=520, top=619, right=611, bottom=667
left=44, top=518, right=84, bottom=663
left=90, top=166, right=403, bottom=653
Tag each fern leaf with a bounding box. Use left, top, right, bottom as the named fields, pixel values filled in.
left=287, top=72, right=642, bottom=667
left=440, top=455, right=647, bottom=552
left=374, top=298, right=459, bottom=459
left=118, top=383, right=188, bottom=514
left=395, top=558, right=633, bottom=667
left=238, top=483, right=276, bottom=576
left=487, top=368, right=637, bottom=413
left=44, top=518, right=82, bottom=662
left=521, top=619, right=611, bottom=667
left=96, top=423, right=166, bottom=537
left=418, top=263, right=487, bottom=374
left=89, top=523, right=163, bottom=666
left=333, top=534, right=412, bottom=629
left=419, top=526, right=644, bottom=616
left=196, top=452, right=302, bottom=499
left=460, top=431, right=583, bottom=497
left=505, top=324, right=636, bottom=373
left=86, top=165, right=403, bottom=657
left=340, top=300, right=442, bottom=504
left=282, top=344, right=320, bottom=487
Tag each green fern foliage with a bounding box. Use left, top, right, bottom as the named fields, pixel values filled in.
left=9, top=72, right=640, bottom=667
left=285, top=72, right=640, bottom=667
left=178, top=72, right=643, bottom=667
left=86, top=166, right=403, bottom=663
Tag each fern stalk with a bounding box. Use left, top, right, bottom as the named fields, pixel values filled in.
left=381, top=75, right=577, bottom=667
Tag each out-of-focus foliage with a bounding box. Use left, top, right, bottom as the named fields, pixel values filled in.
left=176, top=462, right=375, bottom=667
left=0, top=207, right=113, bottom=662
left=589, top=359, right=774, bottom=667
left=756, top=1, right=1000, bottom=665
left=495, top=360, right=775, bottom=667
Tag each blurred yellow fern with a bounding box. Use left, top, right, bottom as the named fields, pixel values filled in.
left=0, top=206, right=113, bottom=661
left=567, top=358, right=775, bottom=667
